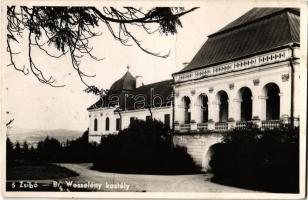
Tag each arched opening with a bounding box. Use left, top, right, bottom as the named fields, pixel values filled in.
left=201, top=135, right=223, bottom=171
left=183, top=96, right=191, bottom=124
left=239, top=87, right=253, bottom=121
left=264, top=83, right=280, bottom=120
left=200, top=94, right=208, bottom=123
left=106, top=117, right=110, bottom=131
left=217, top=91, right=229, bottom=122
left=94, top=118, right=98, bottom=131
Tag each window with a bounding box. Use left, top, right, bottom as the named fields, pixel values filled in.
left=106, top=117, right=110, bottom=131
left=164, top=114, right=170, bottom=129
left=217, top=91, right=229, bottom=122
left=183, top=96, right=191, bottom=124
left=146, top=116, right=151, bottom=122
left=116, top=118, right=121, bottom=131
left=94, top=118, right=98, bottom=131
left=239, top=87, right=252, bottom=121
left=265, top=83, right=280, bottom=120
left=201, top=95, right=209, bottom=123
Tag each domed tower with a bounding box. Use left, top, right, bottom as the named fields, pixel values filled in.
left=110, top=65, right=136, bottom=92
left=106, top=65, right=137, bottom=110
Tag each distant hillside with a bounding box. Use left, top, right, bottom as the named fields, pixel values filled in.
left=7, top=127, right=84, bottom=145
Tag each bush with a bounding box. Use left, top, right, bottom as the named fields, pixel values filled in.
left=6, top=130, right=98, bottom=163
left=6, top=121, right=198, bottom=174
left=92, top=119, right=199, bottom=174
left=209, top=127, right=299, bottom=193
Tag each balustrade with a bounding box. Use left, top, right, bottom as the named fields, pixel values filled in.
left=180, top=124, right=190, bottom=132
left=175, top=118, right=298, bottom=133
left=197, top=123, right=208, bottom=131
left=215, top=122, right=228, bottom=131
left=236, top=121, right=254, bottom=129
left=261, top=120, right=281, bottom=130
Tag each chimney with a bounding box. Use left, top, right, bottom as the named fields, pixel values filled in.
left=136, top=76, right=143, bottom=88
left=183, top=62, right=189, bottom=67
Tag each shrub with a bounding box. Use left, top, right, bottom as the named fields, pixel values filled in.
left=92, top=119, right=198, bottom=174
left=209, top=127, right=299, bottom=193
left=6, top=130, right=97, bottom=163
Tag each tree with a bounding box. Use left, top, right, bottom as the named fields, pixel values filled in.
left=14, top=141, right=22, bottom=159
left=29, top=145, right=36, bottom=161
left=7, top=6, right=198, bottom=95
left=6, top=138, right=14, bottom=161
left=22, top=141, right=29, bottom=159
left=22, top=141, right=29, bottom=151
left=36, top=136, right=62, bottom=161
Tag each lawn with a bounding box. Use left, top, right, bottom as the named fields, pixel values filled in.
left=7, top=161, right=79, bottom=180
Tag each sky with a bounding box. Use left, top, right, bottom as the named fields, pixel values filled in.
left=2, top=2, right=255, bottom=131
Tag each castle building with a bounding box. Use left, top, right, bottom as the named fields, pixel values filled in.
left=87, top=67, right=173, bottom=143
left=88, top=8, right=300, bottom=143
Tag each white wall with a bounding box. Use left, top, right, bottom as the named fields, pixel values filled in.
left=173, top=134, right=223, bottom=171
left=121, top=107, right=173, bottom=129
left=88, top=107, right=119, bottom=143
left=88, top=47, right=301, bottom=142
left=89, top=106, right=172, bottom=143
left=174, top=60, right=296, bottom=124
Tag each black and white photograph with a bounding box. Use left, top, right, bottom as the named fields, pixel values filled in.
left=1, top=0, right=307, bottom=199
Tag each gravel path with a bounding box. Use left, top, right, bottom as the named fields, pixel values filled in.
left=57, top=163, right=258, bottom=192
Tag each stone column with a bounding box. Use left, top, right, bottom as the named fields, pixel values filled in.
left=280, top=73, right=291, bottom=119
left=226, top=98, right=240, bottom=130
left=209, top=101, right=219, bottom=122
left=207, top=94, right=218, bottom=130
left=279, top=92, right=290, bottom=119
left=252, top=95, right=267, bottom=120
left=190, top=96, right=202, bottom=123
left=229, top=98, right=242, bottom=122
left=174, top=96, right=184, bottom=124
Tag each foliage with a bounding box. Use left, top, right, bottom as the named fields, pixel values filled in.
left=92, top=119, right=199, bottom=174
left=6, top=121, right=198, bottom=174
left=6, top=130, right=96, bottom=163
left=6, top=138, right=14, bottom=161
left=209, top=127, right=299, bottom=193
left=7, top=6, right=197, bottom=91
left=36, top=136, right=62, bottom=161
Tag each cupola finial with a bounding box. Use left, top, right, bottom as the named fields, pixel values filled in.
left=127, top=65, right=130, bottom=71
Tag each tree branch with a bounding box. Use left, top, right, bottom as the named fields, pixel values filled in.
left=91, top=7, right=199, bottom=24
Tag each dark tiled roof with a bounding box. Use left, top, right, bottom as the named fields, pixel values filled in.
left=178, top=8, right=300, bottom=73
left=88, top=98, right=103, bottom=111
left=88, top=79, right=173, bottom=111
left=125, top=79, right=173, bottom=110
left=213, top=8, right=299, bottom=35
left=110, top=71, right=136, bottom=91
